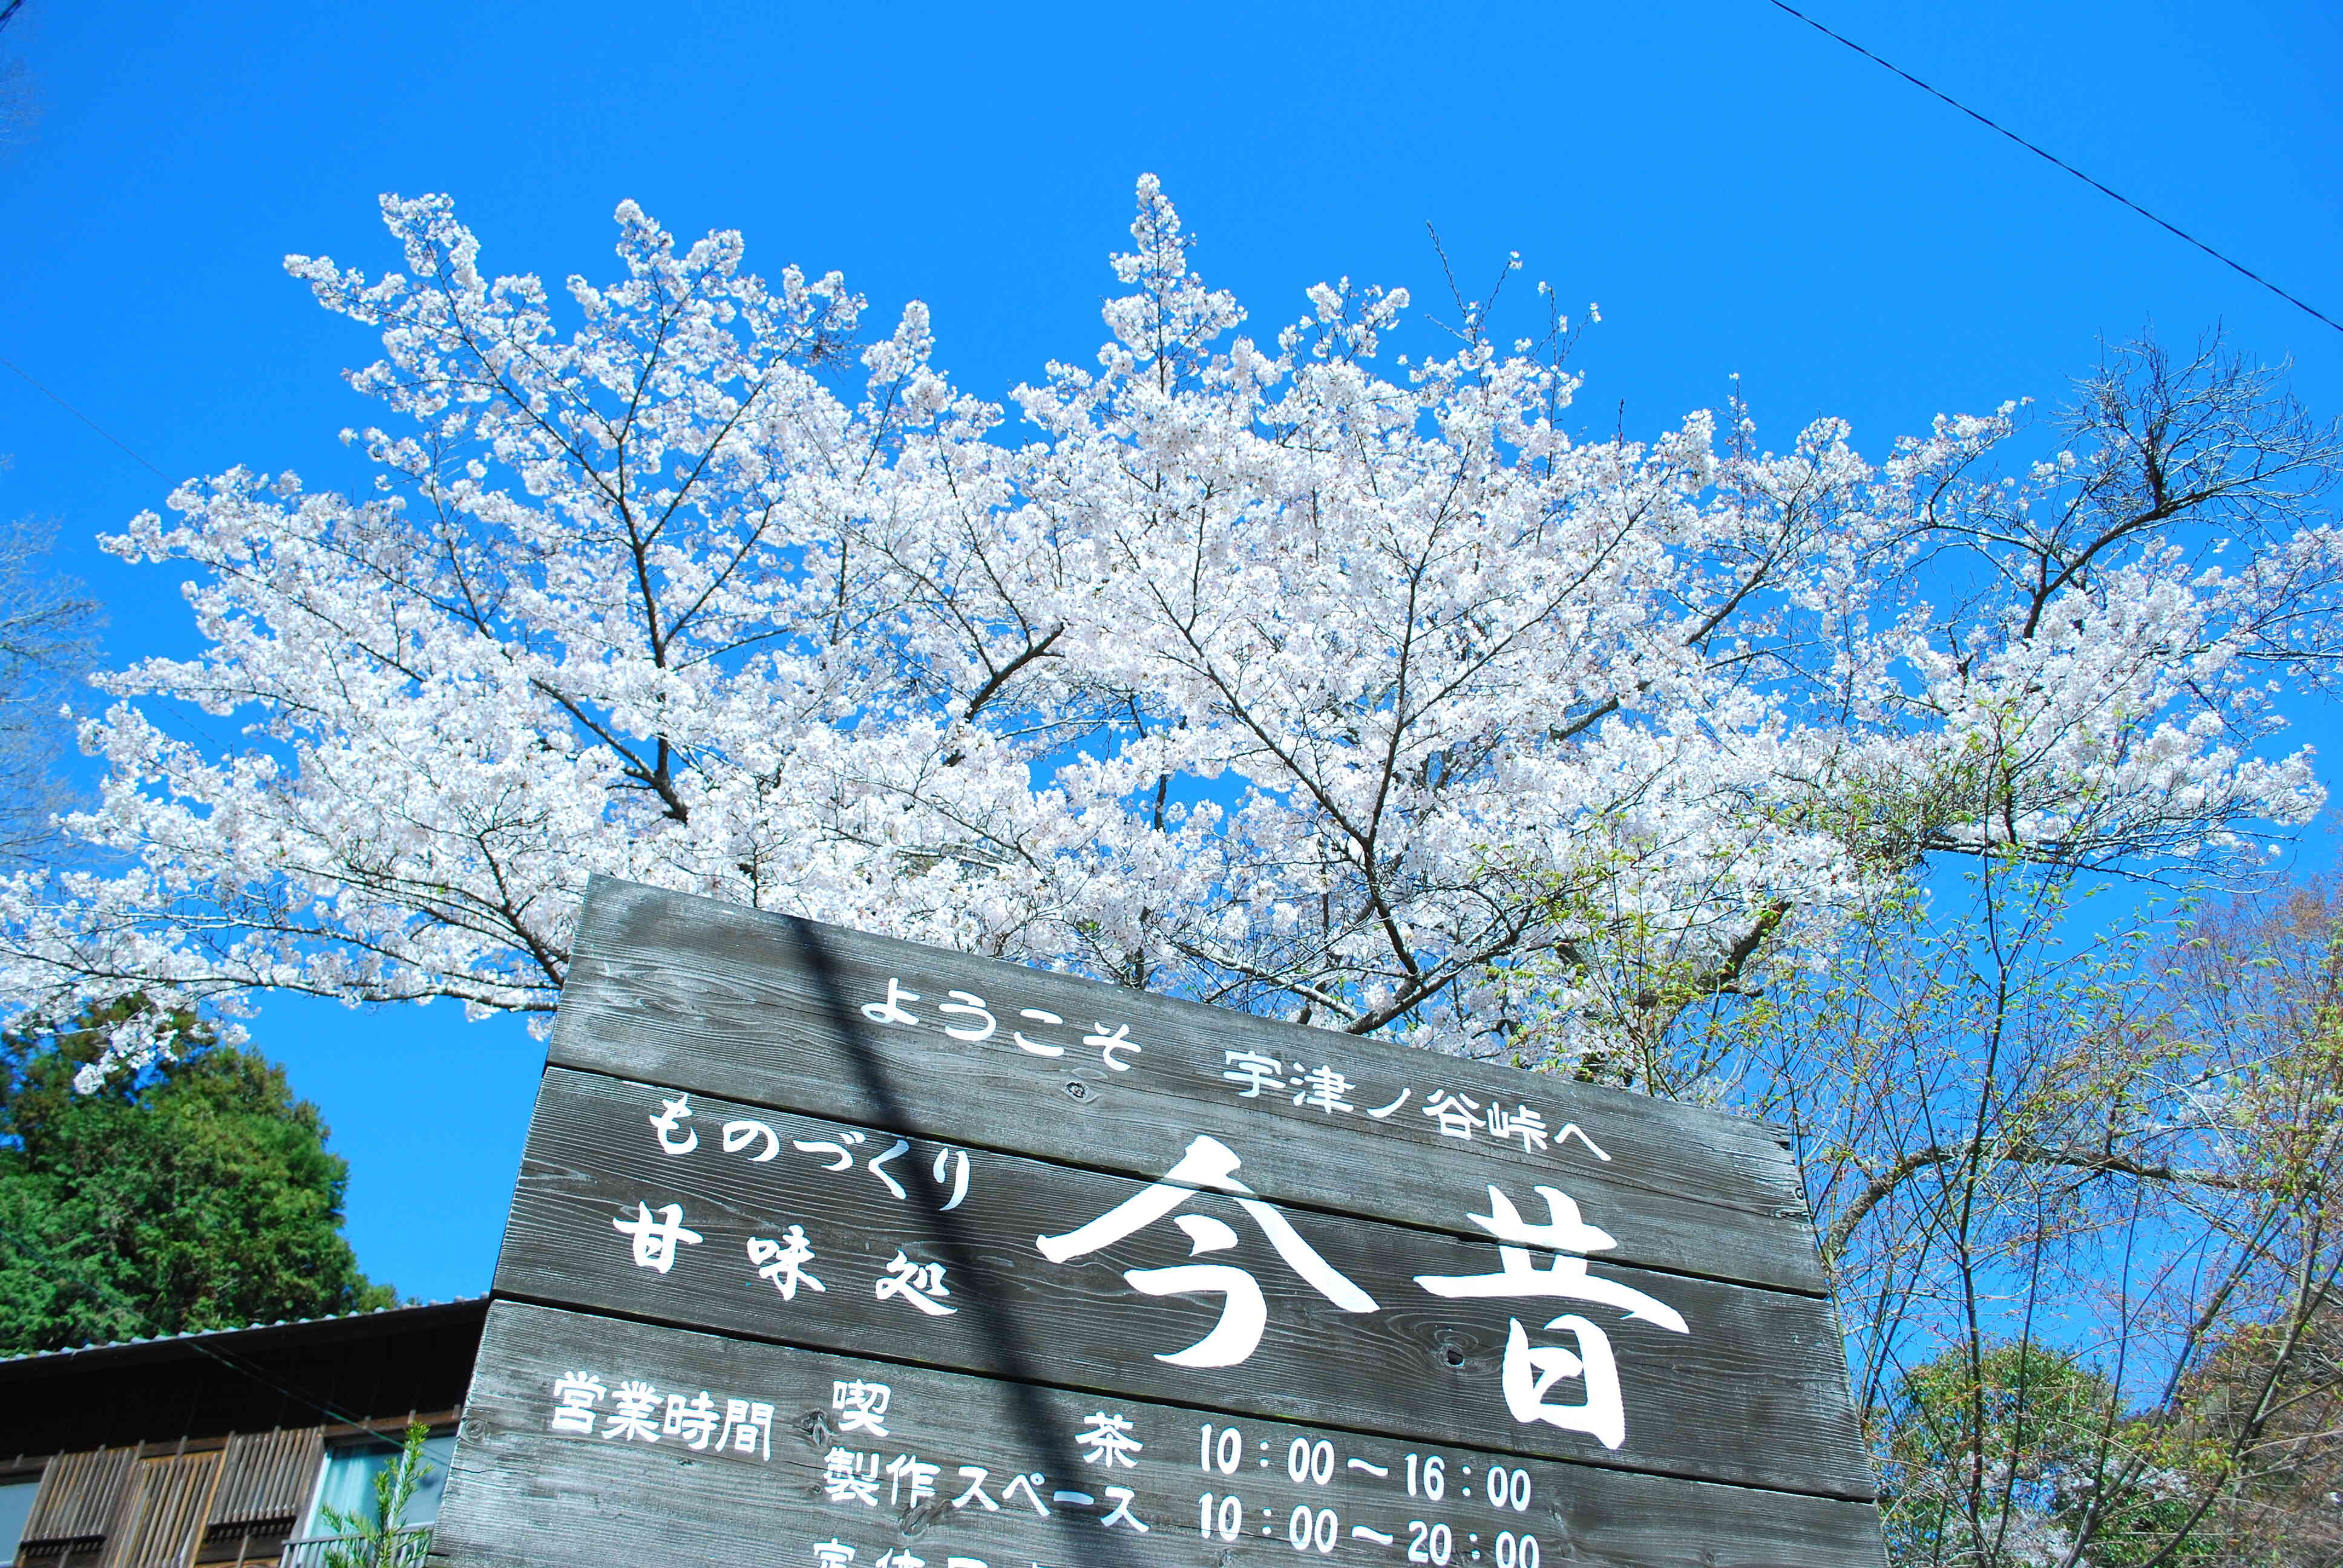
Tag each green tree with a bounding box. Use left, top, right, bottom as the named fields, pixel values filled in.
left=320, top=1422, right=437, bottom=1568
left=0, top=998, right=394, bottom=1355
left=1879, top=1342, right=2212, bottom=1567
left=2168, top=1305, right=2343, bottom=1566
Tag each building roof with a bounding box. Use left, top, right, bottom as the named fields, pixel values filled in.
left=0, top=1296, right=487, bottom=1371
left=0, top=1297, right=490, bottom=1459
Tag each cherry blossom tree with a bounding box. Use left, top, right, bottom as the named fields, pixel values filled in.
left=0, top=514, right=96, bottom=868
left=0, top=178, right=2335, bottom=1079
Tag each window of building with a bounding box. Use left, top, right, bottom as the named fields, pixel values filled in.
left=0, top=1473, right=41, bottom=1561
left=300, top=1432, right=456, bottom=1538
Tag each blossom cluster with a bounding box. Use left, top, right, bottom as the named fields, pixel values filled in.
left=4, top=178, right=2331, bottom=1079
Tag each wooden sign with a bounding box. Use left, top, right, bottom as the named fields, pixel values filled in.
left=431, top=877, right=1886, bottom=1567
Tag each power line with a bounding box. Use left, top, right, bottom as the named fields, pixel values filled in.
left=1762, top=0, right=2343, bottom=338
left=0, top=352, right=171, bottom=479
left=0, top=1219, right=411, bottom=1450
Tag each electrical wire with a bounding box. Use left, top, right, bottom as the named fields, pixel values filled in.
left=0, top=353, right=170, bottom=480
left=0, top=1219, right=413, bottom=1451
left=1763, top=0, right=2343, bottom=338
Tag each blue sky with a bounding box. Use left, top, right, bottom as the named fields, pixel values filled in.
left=1, top=0, right=2338, bottom=1302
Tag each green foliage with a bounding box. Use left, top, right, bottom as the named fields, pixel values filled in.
left=320, top=1423, right=436, bottom=1568
left=1879, top=1341, right=2214, bottom=1567
left=0, top=997, right=394, bottom=1355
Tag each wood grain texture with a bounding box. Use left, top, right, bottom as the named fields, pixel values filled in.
left=23, top=1447, right=138, bottom=1542
left=101, top=1451, right=221, bottom=1568
left=433, top=1302, right=1886, bottom=1568
left=493, top=1068, right=1872, bottom=1501
left=210, top=1429, right=325, bottom=1526
left=549, top=878, right=1824, bottom=1297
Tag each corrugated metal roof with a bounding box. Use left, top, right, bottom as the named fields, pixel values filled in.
left=0, top=1295, right=490, bottom=1367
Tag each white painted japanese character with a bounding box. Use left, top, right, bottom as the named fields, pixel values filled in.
left=1012, top=1008, right=1066, bottom=1056
left=929, top=1147, right=971, bottom=1211
left=1501, top=1317, right=1628, bottom=1448
left=1554, top=1122, right=1612, bottom=1160
left=874, top=1552, right=926, bottom=1568
left=612, top=1201, right=703, bottom=1274
left=1415, top=1186, right=1686, bottom=1324
left=1293, top=1065, right=1356, bottom=1114
left=718, top=1397, right=774, bottom=1459
left=869, top=1137, right=911, bottom=1198
left=1075, top=1412, right=1142, bottom=1468
left=665, top=1391, right=721, bottom=1451
left=649, top=1094, right=698, bottom=1154
left=951, top=1467, right=997, bottom=1511
left=1000, top=1474, right=1051, bottom=1515
left=749, top=1226, right=825, bottom=1299
left=1366, top=1088, right=1412, bottom=1119
left=1422, top=1089, right=1483, bottom=1139
left=876, top=1251, right=957, bottom=1316
left=812, top=1540, right=856, bottom=1568
left=1037, top=1134, right=1376, bottom=1368
left=1099, top=1487, right=1149, bottom=1532
left=886, top=1454, right=940, bottom=1508
left=1220, top=1050, right=1284, bottom=1097
left=833, top=1379, right=892, bottom=1437
left=863, top=978, right=922, bottom=1027
left=825, top=1448, right=882, bottom=1506
left=1414, top=1184, right=1688, bottom=1450
left=548, top=1370, right=605, bottom=1435
left=939, top=990, right=996, bottom=1042
left=1486, top=1103, right=1548, bottom=1154
left=946, top=1558, right=987, bottom=1568
left=1087, top=1023, right=1140, bottom=1071
left=795, top=1129, right=869, bottom=1171
left=1127, top=1214, right=1266, bottom=1366
left=603, top=1380, right=662, bottom=1442
left=723, top=1119, right=782, bottom=1161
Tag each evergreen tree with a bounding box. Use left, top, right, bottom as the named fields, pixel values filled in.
left=0, top=998, right=393, bottom=1354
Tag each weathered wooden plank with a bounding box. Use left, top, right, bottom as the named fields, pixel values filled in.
left=549, top=878, right=1823, bottom=1296
left=212, top=1428, right=326, bottom=1525
left=433, top=1301, right=1886, bottom=1568
left=493, top=1067, right=1872, bottom=1501
left=24, top=1446, right=139, bottom=1543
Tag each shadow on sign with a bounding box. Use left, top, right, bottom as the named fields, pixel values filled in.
left=784, top=916, right=1139, bottom=1568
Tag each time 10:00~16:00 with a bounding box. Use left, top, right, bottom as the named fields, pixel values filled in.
left=1195, top=1423, right=1543, bottom=1567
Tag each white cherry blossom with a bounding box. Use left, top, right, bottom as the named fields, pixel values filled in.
left=3, top=178, right=2334, bottom=1080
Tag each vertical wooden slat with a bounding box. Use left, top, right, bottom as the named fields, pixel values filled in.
left=20, top=1448, right=138, bottom=1544
left=99, top=1452, right=221, bottom=1568
left=205, top=1430, right=323, bottom=1527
